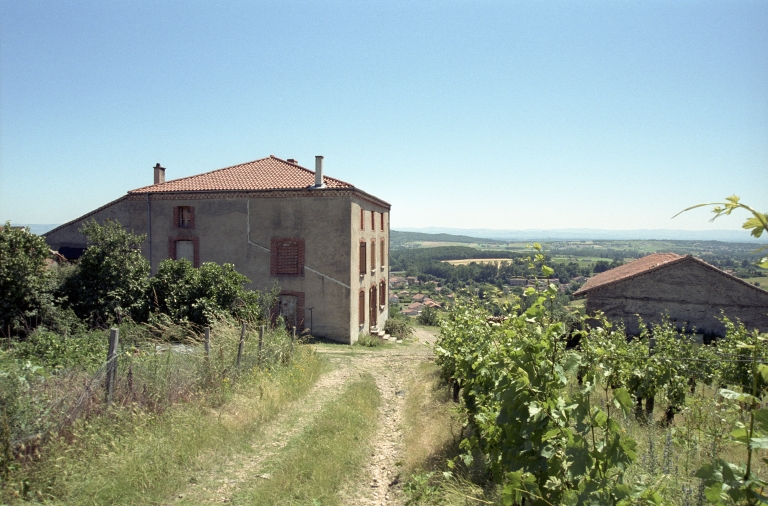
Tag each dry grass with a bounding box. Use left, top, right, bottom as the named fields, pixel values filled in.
left=401, top=362, right=462, bottom=476
left=2, top=345, right=323, bottom=504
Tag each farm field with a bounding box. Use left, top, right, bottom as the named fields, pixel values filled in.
left=741, top=276, right=766, bottom=286
left=442, top=258, right=515, bottom=265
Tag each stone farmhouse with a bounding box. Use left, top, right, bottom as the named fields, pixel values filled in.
left=573, top=253, right=768, bottom=337
left=44, top=155, right=391, bottom=344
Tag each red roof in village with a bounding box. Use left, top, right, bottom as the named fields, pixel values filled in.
left=573, top=253, right=683, bottom=296
left=129, top=155, right=355, bottom=194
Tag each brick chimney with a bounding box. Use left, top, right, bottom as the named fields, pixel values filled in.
left=153, top=163, right=165, bottom=185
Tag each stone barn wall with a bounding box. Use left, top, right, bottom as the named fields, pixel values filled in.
left=584, top=258, right=768, bottom=336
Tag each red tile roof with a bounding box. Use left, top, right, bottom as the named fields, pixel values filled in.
left=129, top=155, right=354, bottom=194
left=573, top=252, right=768, bottom=297
left=573, top=253, right=682, bottom=296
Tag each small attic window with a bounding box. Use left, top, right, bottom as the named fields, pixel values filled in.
left=175, top=206, right=194, bottom=228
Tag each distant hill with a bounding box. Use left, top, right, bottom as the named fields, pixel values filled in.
left=396, top=227, right=768, bottom=243
left=9, top=224, right=60, bottom=235
left=391, top=230, right=502, bottom=247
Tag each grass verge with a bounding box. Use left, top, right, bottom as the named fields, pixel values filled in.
left=7, top=346, right=323, bottom=505
left=400, top=362, right=495, bottom=505
left=232, top=372, right=381, bottom=506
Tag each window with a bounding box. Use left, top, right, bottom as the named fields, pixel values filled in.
left=270, top=238, right=305, bottom=276
left=169, top=237, right=199, bottom=266
left=359, top=241, right=367, bottom=274
left=370, top=240, right=376, bottom=273
left=176, top=240, right=194, bottom=262
left=359, top=290, right=366, bottom=325
left=380, top=212, right=384, bottom=231
left=379, top=280, right=386, bottom=307
left=369, top=285, right=378, bottom=326
left=371, top=211, right=375, bottom=230
left=360, top=209, right=364, bottom=230
left=380, top=239, right=385, bottom=268
left=173, top=206, right=195, bottom=229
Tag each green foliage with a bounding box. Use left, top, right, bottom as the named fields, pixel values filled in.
left=356, top=333, right=383, bottom=347
left=675, top=195, right=768, bottom=268
left=64, top=219, right=150, bottom=325
left=149, top=259, right=277, bottom=326
left=0, top=222, right=59, bottom=336
left=11, top=328, right=106, bottom=371
left=436, top=286, right=642, bottom=504
left=0, top=352, right=47, bottom=480
left=418, top=306, right=440, bottom=326
left=384, top=315, right=414, bottom=340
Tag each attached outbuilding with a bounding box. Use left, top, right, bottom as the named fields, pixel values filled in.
left=44, top=155, right=391, bottom=344
left=573, top=253, right=768, bottom=337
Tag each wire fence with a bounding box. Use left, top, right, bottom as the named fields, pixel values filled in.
left=2, top=321, right=297, bottom=452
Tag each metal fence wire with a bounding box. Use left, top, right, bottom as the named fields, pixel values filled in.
left=3, top=322, right=297, bottom=451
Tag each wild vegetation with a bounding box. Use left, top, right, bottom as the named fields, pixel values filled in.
left=0, top=220, right=300, bottom=503
left=406, top=198, right=768, bottom=505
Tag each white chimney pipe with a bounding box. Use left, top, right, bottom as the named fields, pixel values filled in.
left=153, top=163, right=165, bottom=185
left=313, top=156, right=325, bottom=188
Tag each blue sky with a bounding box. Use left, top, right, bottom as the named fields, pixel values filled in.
left=1, top=1, right=766, bottom=235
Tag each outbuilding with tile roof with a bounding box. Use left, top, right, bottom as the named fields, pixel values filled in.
left=573, top=253, right=768, bottom=337
left=44, top=156, right=391, bottom=343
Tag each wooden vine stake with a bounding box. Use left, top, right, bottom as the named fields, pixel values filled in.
left=236, top=323, right=246, bottom=368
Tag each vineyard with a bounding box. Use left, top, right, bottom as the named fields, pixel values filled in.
left=434, top=281, right=768, bottom=505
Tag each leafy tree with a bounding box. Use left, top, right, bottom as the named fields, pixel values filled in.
left=64, top=220, right=150, bottom=326
left=0, top=223, right=51, bottom=335
left=417, top=305, right=440, bottom=326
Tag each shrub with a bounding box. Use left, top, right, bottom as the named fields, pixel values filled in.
left=12, top=328, right=106, bottom=371
left=356, top=333, right=382, bottom=347
left=0, top=223, right=53, bottom=336
left=149, top=259, right=278, bottom=326
left=63, top=220, right=150, bottom=326
left=384, top=317, right=413, bottom=340
left=417, top=306, right=440, bottom=326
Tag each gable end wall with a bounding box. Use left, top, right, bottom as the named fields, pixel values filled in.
left=585, top=259, right=768, bottom=336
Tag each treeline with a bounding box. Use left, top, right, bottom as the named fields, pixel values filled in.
left=1, top=220, right=276, bottom=340
left=390, top=246, right=620, bottom=287
left=390, top=230, right=503, bottom=247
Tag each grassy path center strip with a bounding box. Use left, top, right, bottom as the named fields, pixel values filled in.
left=232, top=372, right=382, bottom=506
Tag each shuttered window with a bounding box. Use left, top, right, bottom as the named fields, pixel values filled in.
left=380, top=239, right=385, bottom=268
left=359, top=290, right=366, bottom=324
left=370, top=240, right=376, bottom=273
left=359, top=241, right=366, bottom=274
left=379, top=280, right=386, bottom=306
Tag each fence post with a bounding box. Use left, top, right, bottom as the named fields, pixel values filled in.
left=292, top=327, right=296, bottom=353
left=236, top=323, right=246, bottom=368
left=258, top=325, right=265, bottom=367
left=105, top=328, right=119, bottom=405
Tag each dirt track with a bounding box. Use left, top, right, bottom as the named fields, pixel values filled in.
left=172, top=326, right=438, bottom=505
